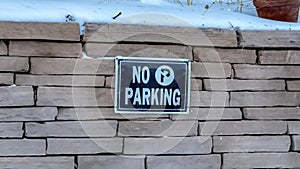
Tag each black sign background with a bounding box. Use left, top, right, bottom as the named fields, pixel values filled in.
left=115, top=57, right=190, bottom=114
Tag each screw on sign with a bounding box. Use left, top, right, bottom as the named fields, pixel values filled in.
left=115, top=57, right=190, bottom=114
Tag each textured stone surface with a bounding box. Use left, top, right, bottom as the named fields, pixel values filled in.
left=190, top=79, right=202, bottom=91
left=244, top=107, right=300, bottom=120
left=147, top=155, right=221, bottom=169
left=10, top=41, right=82, bottom=57
left=190, top=91, right=229, bottom=107
left=240, top=30, right=300, bottom=48
left=287, top=80, right=300, bottom=91
left=31, top=58, right=114, bottom=75
left=0, top=41, right=7, bottom=55
left=85, top=43, right=192, bottom=59
left=37, top=87, right=113, bottom=107
left=234, top=64, right=300, bottom=79
left=47, top=138, right=123, bottom=154
left=57, top=108, right=168, bottom=120
left=26, top=121, right=117, bottom=137
left=223, top=153, right=300, bottom=168
left=0, top=57, right=29, bottom=72
left=105, top=76, right=114, bottom=88
left=0, top=73, right=13, bottom=85
left=119, top=121, right=198, bottom=137
left=0, top=139, right=45, bottom=156
left=292, top=136, right=300, bottom=151
left=16, top=75, right=105, bottom=87
left=78, top=156, right=144, bottom=169
left=199, top=121, right=287, bottom=135
left=204, top=79, right=285, bottom=91
left=230, top=92, right=300, bottom=107
left=172, top=108, right=242, bottom=120
left=194, top=48, right=256, bottom=63
left=0, top=107, right=57, bottom=121
left=213, top=136, right=290, bottom=153
left=0, top=157, right=74, bottom=169
left=84, top=23, right=237, bottom=47
left=0, top=21, right=80, bottom=41
left=288, top=121, right=300, bottom=134
left=192, top=62, right=231, bottom=78
left=0, top=86, right=34, bottom=106
left=259, top=50, right=300, bottom=64
left=0, top=123, right=23, bottom=138
left=124, top=136, right=212, bottom=154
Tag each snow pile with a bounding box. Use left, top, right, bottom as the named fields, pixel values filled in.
left=0, top=0, right=299, bottom=33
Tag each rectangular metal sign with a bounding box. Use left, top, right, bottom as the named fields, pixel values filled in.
left=115, top=56, right=190, bottom=114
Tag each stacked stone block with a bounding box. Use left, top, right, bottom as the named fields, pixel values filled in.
left=0, top=21, right=299, bottom=168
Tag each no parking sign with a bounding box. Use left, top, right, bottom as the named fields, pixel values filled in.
left=114, top=56, right=190, bottom=114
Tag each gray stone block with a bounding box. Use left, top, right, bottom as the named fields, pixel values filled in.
left=0, top=86, right=34, bottom=106
left=223, top=153, right=300, bottom=168
left=199, top=121, right=287, bottom=135
left=213, top=136, right=290, bottom=153
left=244, top=107, right=300, bottom=120
left=124, top=136, right=212, bottom=154
left=0, top=123, right=23, bottom=138
left=119, top=120, right=198, bottom=137
left=0, top=107, right=57, bottom=121
left=47, top=138, right=123, bottom=154
left=78, top=156, right=145, bottom=169
left=147, top=155, right=221, bottom=169
left=26, top=121, right=117, bottom=137
left=0, top=139, right=45, bottom=156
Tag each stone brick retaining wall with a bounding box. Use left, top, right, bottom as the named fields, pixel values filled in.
left=0, top=21, right=299, bottom=169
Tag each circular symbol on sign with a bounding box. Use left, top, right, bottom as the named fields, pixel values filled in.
left=155, top=65, right=175, bottom=86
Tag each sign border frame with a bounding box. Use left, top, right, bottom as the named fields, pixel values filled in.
left=114, top=56, right=191, bottom=114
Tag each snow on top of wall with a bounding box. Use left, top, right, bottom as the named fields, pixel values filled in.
left=0, top=0, right=299, bottom=33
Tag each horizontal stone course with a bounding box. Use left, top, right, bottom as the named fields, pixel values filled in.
left=57, top=108, right=168, bottom=120
left=0, top=41, right=7, bottom=55
left=85, top=43, right=192, bottom=59
left=213, top=136, right=290, bottom=153
left=234, top=64, right=300, bottom=79
left=0, top=139, right=45, bottom=156
left=292, top=136, right=300, bottom=151
left=0, top=21, right=80, bottom=41
left=47, top=138, right=123, bottom=154
left=172, top=108, right=241, bottom=120
left=84, top=24, right=237, bottom=47
left=192, top=62, right=231, bottom=78
left=119, top=121, right=198, bottom=137
left=147, top=155, right=221, bottom=169
left=199, top=121, right=287, bottom=135
left=16, top=75, right=105, bottom=87
left=288, top=121, right=300, bottom=134
left=0, top=157, right=74, bottom=169
left=259, top=50, right=300, bottom=64
left=0, top=86, right=34, bottom=106
left=287, top=80, right=300, bottom=91
left=244, top=107, right=300, bottom=120
left=0, top=73, right=13, bottom=85
left=194, top=48, right=256, bottom=63
left=230, top=92, right=300, bottom=107
left=124, top=136, right=212, bottom=154
left=78, top=156, right=145, bottom=169
left=0, top=107, right=57, bottom=121
left=190, top=91, right=229, bottom=107
left=26, top=121, right=117, bottom=137
left=0, top=123, right=23, bottom=138
left=10, top=41, right=82, bottom=57
left=31, top=58, right=114, bottom=75
left=240, top=30, right=300, bottom=48
left=223, top=153, right=300, bottom=168
left=37, top=87, right=113, bottom=107
left=204, top=79, right=285, bottom=91
left=0, top=57, right=29, bottom=72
